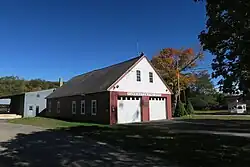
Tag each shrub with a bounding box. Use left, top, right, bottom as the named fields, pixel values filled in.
left=174, top=101, right=186, bottom=117
left=186, top=100, right=194, bottom=115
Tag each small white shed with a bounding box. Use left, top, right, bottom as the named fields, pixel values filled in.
left=228, top=102, right=247, bottom=114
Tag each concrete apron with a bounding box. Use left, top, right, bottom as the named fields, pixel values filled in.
left=0, top=114, right=22, bottom=119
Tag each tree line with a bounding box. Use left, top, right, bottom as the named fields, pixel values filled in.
left=0, top=76, right=59, bottom=96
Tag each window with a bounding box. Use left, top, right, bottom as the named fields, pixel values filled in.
left=149, top=72, right=153, bottom=83
left=91, top=100, right=97, bottom=115
left=81, top=100, right=85, bottom=115
left=48, top=101, right=52, bottom=112
left=72, top=101, right=76, bottom=114
left=57, top=101, right=60, bottom=113
left=238, top=105, right=243, bottom=109
left=29, top=106, right=33, bottom=111
left=136, top=70, right=141, bottom=82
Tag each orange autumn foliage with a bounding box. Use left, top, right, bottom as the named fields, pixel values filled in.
left=151, top=47, right=203, bottom=94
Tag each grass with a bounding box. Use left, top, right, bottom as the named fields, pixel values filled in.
left=75, top=123, right=250, bottom=167
left=5, top=115, right=250, bottom=166
left=180, top=110, right=250, bottom=120
left=194, top=110, right=227, bottom=114
left=8, top=117, right=108, bottom=129
left=181, top=114, right=250, bottom=120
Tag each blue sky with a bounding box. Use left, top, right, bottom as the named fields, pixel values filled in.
left=0, top=0, right=213, bottom=82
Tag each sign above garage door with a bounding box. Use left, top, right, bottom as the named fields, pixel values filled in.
left=127, top=92, right=161, bottom=97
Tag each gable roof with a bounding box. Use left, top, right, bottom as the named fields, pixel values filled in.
left=46, top=56, right=143, bottom=99
left=107, top=56, right=173, bottom=94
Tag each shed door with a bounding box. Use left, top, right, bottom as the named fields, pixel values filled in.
left=149, top=97, right=166, bottom=121
left=27, top=105, right=35, bottom=117
left=117, top=96, right=141, bottom=124
left=36, top=106, right=40, bottom=115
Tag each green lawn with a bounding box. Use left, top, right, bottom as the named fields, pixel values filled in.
left=181, top=114, right=250, bottom=120
left=8, top=117, right=108, bottom=129
left=6, top=116, right=250, bottom=166
left=73, top=122, right=250, bottom=167
left=180, top=110, right=250, bottom=120
left=194, top=110, right=227, bottom=114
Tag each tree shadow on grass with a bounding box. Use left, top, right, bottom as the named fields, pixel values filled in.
left=176, top=119, right=250, bottom=133
left=1, top=124, right=250, bottom=167
left=0, top=126, right=172, bottom=167
left=83, top=124, right=250, bottom=167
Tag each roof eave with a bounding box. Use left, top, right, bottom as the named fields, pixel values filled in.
left=106, top=55, right=145, bottom=91
left=145, top=57, right=173, bottom=94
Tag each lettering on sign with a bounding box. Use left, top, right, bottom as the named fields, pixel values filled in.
left=127, top=92, right=161, bottom=97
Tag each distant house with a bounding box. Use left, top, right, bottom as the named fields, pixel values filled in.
left=225, top=95, right=247, bottom=114
left=0, top=89, right=55, bottom=117
left=46, top=55, right=172, bottom=125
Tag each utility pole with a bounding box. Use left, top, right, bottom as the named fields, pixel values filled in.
left=136, top=40, right=139, bottom=56
left=177, top=56, right=181, bottom=101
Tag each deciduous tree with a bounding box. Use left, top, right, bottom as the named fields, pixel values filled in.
left=151, top=48, right=203, bottom=111
left=195, top=0, right=250, bottom=94
left=0, top=76, right=60, bottom=96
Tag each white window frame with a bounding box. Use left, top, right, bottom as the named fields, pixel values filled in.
left=48, top=101, right=52, bottom=112
left=91, top=100, right=97, bottom=115
left=136, top=70, right=141, bottom=82
left=81, top=100, right=85, bottom=115
left=29, top=105, right=33, bottom=111
left=149, top=72, right=153, bottom=83
left=72, top=101, right=76, bottom=114
left=57, top=101, right=60, bottom=113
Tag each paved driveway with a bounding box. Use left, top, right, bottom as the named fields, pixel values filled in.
left=0, top=121, right=177, bottom=167
left=0, top=120, right=44, bottom=143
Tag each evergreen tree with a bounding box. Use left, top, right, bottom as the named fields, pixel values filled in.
left=186, top=100, right=194, bottom=115
left=174, top=101, right=186, bottom=117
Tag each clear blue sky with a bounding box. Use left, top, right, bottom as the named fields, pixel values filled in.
left=0, top=0, right=212, bottom=82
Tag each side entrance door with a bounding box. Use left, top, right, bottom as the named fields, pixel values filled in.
left=27, top=105, right=35, bottom=117
left=117, top=96, right=141, bottom=124
left=36, top=106, right=40, bottom=116
left=149, top=97, right=166, bottom=121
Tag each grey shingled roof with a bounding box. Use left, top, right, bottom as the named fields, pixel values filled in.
left=46, top=56, right=142, bottom=99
